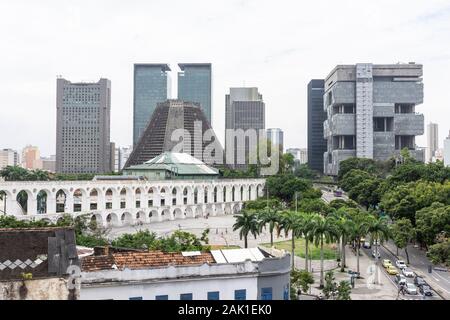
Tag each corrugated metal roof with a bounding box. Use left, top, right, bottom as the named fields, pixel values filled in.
left=126, top=152, right=219, bottom=176
left=211, top=248, right=265, bottom=264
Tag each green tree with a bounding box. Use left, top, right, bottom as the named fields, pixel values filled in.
left=336, top=280, right=352, bottom=300
left=291, top=269, right=314, bottom=296
left=338, top=158, right=378, bottom=181
left=367, top=215, right=390, bottom=284
left=265, top=174, right=312, bottom=203
left=427, top=239, right=449, bottom=266
left=258, top=209, right=280, bottom=247
left=322, top=270, right=337, bottom=299
left=415, top=202, right=450, bottom=248
left=233, top=209, right=260, bottom=248
left=311, top=215, right=338, bottom=288
left=347, top=209, right=371, bottom=275
left=390, top=218, right=416, bottom=264
left=278, top=210, right=304, bottom=270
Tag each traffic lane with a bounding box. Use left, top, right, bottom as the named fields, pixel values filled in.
left=384, top=242, right=450, bottom=296
left=374, top=246, right=442, bottom=300
left=362, top=246, right=440, bottom=300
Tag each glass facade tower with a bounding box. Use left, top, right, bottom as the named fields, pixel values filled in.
left=133, top=64, right=171, bottom=146
left=178, top=63, right=212, bottom=124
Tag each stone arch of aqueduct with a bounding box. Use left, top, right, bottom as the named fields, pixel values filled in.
left=0, top=179, right=265, bottom=228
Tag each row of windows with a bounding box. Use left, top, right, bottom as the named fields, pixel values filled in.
left=128, top=289, right=247, bottom=301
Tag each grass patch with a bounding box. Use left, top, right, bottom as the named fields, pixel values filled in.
left=262, top=238, right=337, bottom=260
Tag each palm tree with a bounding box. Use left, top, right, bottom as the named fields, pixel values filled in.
left=278, top=211, right=303, bottom=270
left=301, top=212, right=316, bottom=272
left=258, top=209, right=280, bottom=247
left=367, top=214, right=390, bottom=284
left=331, top=212, right=352, bottom=272
left=233, top=209, right=260, bottom=248
left=311, top=215, right=338, bottom=288
left=347, top=211, right=370, bottom=276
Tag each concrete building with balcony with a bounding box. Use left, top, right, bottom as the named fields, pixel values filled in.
left=323, top=63, right=424, bottom=176
left=0, top=149, right=19, bottom=170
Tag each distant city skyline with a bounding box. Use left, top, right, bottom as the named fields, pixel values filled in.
left=1, top=1, right=450, bottom=156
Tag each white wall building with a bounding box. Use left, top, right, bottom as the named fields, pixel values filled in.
left=444, top=131, right=450, bottom=167
left=0, top=149, right=19, bottom=170
left=80, top=247, right=290, bottom=300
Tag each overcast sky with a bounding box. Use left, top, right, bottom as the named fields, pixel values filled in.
left=1, top=0, right=450, bottom=157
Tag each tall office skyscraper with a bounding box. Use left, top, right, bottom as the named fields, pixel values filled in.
left=323, top=63, right=424, bottom=176
left=225, top=87, right=265, bottom=170
left=427, top=122, right=439, bottom=163
left=307, top=79, right=327, bottom=173
left=267, top=128, right=284, bottom=153
left=133, top=64, right=171, bottom=146
left=56, top=78, right=112, bottom=174
left=178, top=63, right=212, bottom=124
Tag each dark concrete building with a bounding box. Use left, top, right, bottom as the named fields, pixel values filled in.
left=56, top=78, right=112, bottom=174
left=307, top=79, right=327, bottom=173
left=125, top=100, right=223, bottom=168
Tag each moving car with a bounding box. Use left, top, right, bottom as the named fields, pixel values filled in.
left=419, top=285, right=433, bottom=296
left=395, top=260, right=407, bottom=269
left=402, top=268, right=415, bottom=277
left=414, top=276, right=427, bottom=287
left=333, top=189, right=343, bottom=197
left=363, top=241, right=371, bottom=249
left=382, top=259, right=392, bottom=268
left=405, top=283, right=417, bottom=295
left=394, top=274, right=407, bottom=286
left=387, top=265, right=399, bottom=275
left=371, top=250, right=381, bottom=258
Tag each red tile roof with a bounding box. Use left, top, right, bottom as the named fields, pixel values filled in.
left=81, top=251, right=215, bottom=272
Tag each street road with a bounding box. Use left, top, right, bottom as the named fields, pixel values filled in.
left=362, top=245, right=442, bottom=300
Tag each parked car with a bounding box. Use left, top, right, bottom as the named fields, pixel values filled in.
left=387, top=265, right=399, bottom=275
left=372, top=250, right=381, bottom=258
left=414, top=276, right=427, bottom=287
left=419, top=285, right=433, bottom=296
left=394, top=274, right=407, bottom=286
left=363, top=241, right=371, bottom=249
left=402, top=268, right=415, bottom=277
left=396, top=260, right=407, bottom=269
left=382, top=259, right=392, bottom=268
left=405, top=283, right=417, bottom=295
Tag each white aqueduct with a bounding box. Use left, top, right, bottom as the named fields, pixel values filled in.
left=0, top=179, right=265, bottom=227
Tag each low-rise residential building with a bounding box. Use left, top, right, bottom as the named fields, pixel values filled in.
left=80, top=247, right=290, bottom=300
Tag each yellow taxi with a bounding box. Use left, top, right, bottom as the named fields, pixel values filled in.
left=386, top=265, right=399, bottom=275
left=382, top=259, right=392, bottom=268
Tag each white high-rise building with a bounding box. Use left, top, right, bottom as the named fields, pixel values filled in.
left=427, top=122, right=439, bottom=163
left=444, top=131, right=450, bottom=167
left=0, top=149, right=19, bottom=170
left=286, top=148, right=308, bottom=164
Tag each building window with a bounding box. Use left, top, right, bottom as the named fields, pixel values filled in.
left=261, top=287, right=273, bottom=300
left=155, top=295, right=168, bottom=300
left=207, top=291, right=220, bottom=300
left=234, top=289, right=246, bottom=300
left=136, top=200, right=140, bottom=208
left=129, top=296, right=143, bottom=300
left=373, top=117, right=393, bottom=132
left=180, top=293, right=193, bottom=300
